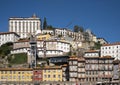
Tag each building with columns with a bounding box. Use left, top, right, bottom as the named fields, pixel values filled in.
left=9, top=14, right=41, bottom=38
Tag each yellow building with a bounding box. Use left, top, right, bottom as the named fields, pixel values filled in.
left=37, top=33, right=51, bottom=40
left=0, top=68, right=33, bottom=82
left=43, top=66, right=62, bottom=81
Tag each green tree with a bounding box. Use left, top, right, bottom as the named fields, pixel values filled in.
left=43, top=17, right=47, bottom=29
left=74, top=25, right=79, bottom=32
left=0, top=42, right=13, bottom=58
left=73, top=25, right=84, bottom=32
left=47, top=25, right=54, bottom=30
left=79, top=26, right=84, bottom=32
left=94, top=41, right=102, bottom=50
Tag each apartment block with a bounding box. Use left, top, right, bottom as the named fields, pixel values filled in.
left=84, top=50, right=114, bottom=84
left=98, top=56, right=114, bottom=83
left=68, top=50, right=114, bottom=84
left=42, top=66, right=62, bottom=81
left=77, top=57, right=86, bottom=82
left=68, top=57, right=78, bottom=81
left=68, top=56, right=86, bottom=84
left=0, top=32, right=20, bottom=46
left=101, top=42, right=120, bottom=60
left=11, top=40, right=70, bottom=58
left=0, top=68, right=33, bottom=82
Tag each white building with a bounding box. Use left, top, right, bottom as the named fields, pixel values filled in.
left=42, top=29, right=54, bottom=35
left=97, top=38, right=108, bottom=44
left=9, top=14, right=41, bottom=38
left=84, top=50, right=100, bottom=58
left=11, top=40, right=70, bottom=58
left=0, top=32, right=20, bottom=46
left=101, top=42, right=120, bottom=60
left=55, top=28, right=68, bottom=37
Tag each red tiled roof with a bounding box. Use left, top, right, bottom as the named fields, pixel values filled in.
left=113, top=59, right=120, bottom=64
left=62, top=64, right=68, bottom=67
left=102, top=42, right=120, bottom=46
left=0, top=68, right=33, bottom=71
left=78, top=57, right=85, bottom=61
left=0, top=32, right=20, bottom=36
left=43, top=66, right=62, bottom=69
left=68, top=56, right=78, bottom=60
left=100, top=56, right=113, bottom=58
left=85, top=50, right=99, bottom=53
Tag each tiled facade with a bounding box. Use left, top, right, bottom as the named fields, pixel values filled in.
left=68, top=50, right=114, bottom=84
left=84, top=50, right=114, bottom=83
left=77, top=58, right=86, bottom=82
left=68, top=57, right=78, bottom=81
left=68, top=57, right=86, bottom=82
left=97, top=56, right=113, bottom=83
left=84, top=50, right=100, bottom=83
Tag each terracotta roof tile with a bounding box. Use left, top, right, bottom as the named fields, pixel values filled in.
left=103, top=42, right=120, bottom=46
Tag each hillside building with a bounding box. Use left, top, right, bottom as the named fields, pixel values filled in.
left=0, top=32, right=20, bottom=46
left=42, top=66, right=62, bottom=81
left=0, top=68, right=33, bottom=82
left=97, top=38, right=108, bottom=44
left=101, top=42, right=120, bottom=60
left=9, top=14, right=41, bottom=38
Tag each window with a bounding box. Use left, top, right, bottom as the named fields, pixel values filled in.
left=73, top=61, right=77, bottom=65
left=58, top=70, right=61, bottom=72
left=13, top=76, right=16, bottom=79
left=1, top=76, right=3, bottom=79
left=48, top=70, right=50, bottom=73
left=53, top=75, right=56, bottom=78
left=44, top=75, right=47, bottom=78
left=48, top=75, right=50, bottom=78
left=10, top=71, right=12, bottom=74
left=58, top=75, right=61, bottom=78
left=1, top=71, right=3, bottom=74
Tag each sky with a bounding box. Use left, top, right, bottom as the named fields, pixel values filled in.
left=0, top=0, right=120, bottom=43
